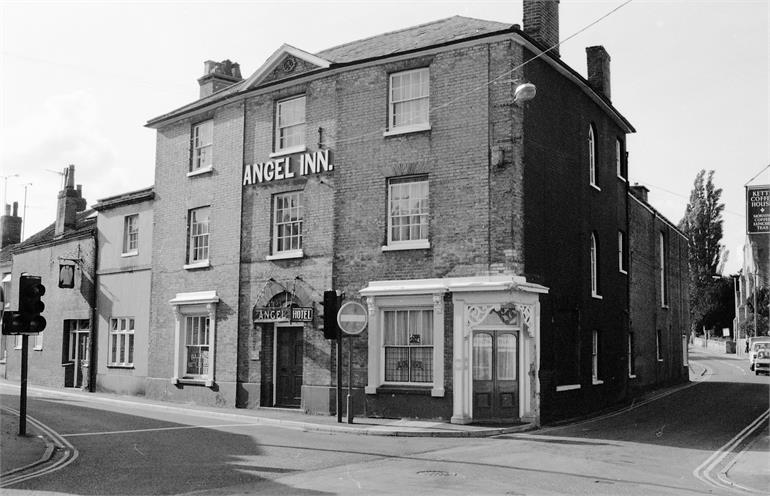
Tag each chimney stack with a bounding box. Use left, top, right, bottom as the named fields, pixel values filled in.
left=586, top=45, right=611, bottom=100
left=0, top=201, right=22, bottom=248
left=198, top=59, right=242, bottom=99
left=55, top=165, right=87, bottom=236
left=523, top=0, right=560, bottom=57
left=630, top=183, right=649, bottom=203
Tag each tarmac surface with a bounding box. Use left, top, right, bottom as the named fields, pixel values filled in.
left=2, top=348, right=768, bottom=493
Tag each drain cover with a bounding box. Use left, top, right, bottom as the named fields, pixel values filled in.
left=417, top=470, right=456, bottom=477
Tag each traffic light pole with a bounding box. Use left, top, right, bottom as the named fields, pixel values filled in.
left=19, top=334, right=28, bottom=436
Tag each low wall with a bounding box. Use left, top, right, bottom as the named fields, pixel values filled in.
left=692, top=337, right=736, bottom=354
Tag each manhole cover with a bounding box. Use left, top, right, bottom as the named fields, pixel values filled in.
left=417, top=470, right=456, bottom=477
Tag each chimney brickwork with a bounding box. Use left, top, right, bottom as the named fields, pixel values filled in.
left=198, top=59, right=242, bottom=99
left=523, top=0, right=560, bottom=57
left=55, top=164, right=87, bottom=236
left=0, top=201, right=22, bottom=248
left=630, top=184, right=649, bottom=203
left=586, top=45, right=611, bottom=100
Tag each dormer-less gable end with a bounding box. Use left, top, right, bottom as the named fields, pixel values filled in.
left=243, top=44, right=331, bottom=89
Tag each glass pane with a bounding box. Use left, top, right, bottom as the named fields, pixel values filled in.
left=128, top=335, right=134, bottom=364
left=473, top=333, right=492, bottom=380
left=119, top=335, right=126, bottom=363
left=385, top=347, right=409, bottom=382
left=496, top=333, right=517, bottom=380
left=111, top=335, right=117, bottom=363
left=410, top=347, right=433, bottom=382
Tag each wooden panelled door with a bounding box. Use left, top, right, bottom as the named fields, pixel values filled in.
left=275, top=326, right=303, bottom=408
left=472, top=330, right=519, bottom=421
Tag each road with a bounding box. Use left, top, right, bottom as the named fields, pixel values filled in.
left=1, top=349, right=768, bottom=495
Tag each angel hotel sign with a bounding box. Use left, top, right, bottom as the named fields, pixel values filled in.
left=243, top=149, right=332, bottom=185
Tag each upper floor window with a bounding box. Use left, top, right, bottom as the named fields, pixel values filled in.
left=386, top=176, right=429, bottom=250
left=659, top=231, right=668, bottom=306
left=275, top=96, right=306, bottom=152
left=388, top=68, right=430, bottom=133
left=122, top=214, right=139, bottom=255
left=191, top=120, right=213, bottom=172
left=590, top=232, right=601, bottom=298
left=272, top=191, right=303, bottom=257
left=383, top=309, right=434, bottom=383
left=616, top=138, right=626, bottom=180
left=588, top=124, right=599, bottom=189
left=187, top=206, right=210, bottom=266
left=618, top=230, right=628, bottom=274
left=656, top=329, right=663, bottom=361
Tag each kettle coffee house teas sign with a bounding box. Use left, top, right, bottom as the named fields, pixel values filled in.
left=243, top=149, right=332, bottom=185
left=747, top=185, right=770, bottom=234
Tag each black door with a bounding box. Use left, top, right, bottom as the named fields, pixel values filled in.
left=276, top=327, right=303, bottom=407
left=472, top=330, right=519, bottom=421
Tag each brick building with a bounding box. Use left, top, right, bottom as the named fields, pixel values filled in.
left=143, top=0, right=688, bottom=424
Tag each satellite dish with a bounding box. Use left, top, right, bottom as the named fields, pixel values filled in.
left=514, top=83, right=537, bottom=105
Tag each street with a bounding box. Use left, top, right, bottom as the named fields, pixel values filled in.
left=1, top=349, right=768, bottom=495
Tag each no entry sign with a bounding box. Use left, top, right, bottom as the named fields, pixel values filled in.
left=337, top=301, right=368, bottom=335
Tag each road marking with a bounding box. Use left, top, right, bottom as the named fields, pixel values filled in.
left=0, top=407, right=79, bottom=488
left=61, top=421, right=270, bottom=437
left=692, top=408, right=770, bottom=493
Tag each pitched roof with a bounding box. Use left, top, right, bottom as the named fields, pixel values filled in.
left=93, top=186, right=155, bottom=211
left=13, top=209, right=96, bottom=253
left=316, top=16, right=510, bottom=64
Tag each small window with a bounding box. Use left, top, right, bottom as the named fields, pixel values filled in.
left=275, top=96, right=306, bottom=152
left=123, top=214, right=139, bottom=255
left=191, top=120, right=213, bottom=171
left=656, top=329, right=663, bottom=361
left=616, top=138, right=625, bottom=180
left=109, top=317, right=135, bottom=366
left=590, top=232, right=601, bottom=298
left=592, top=330, right=600, bottom=383
left=388, top=68, right=430, bottom=132
left=383, top=309, right=434, bottom=383
left=618, top=230, right=627, bottom=274
left=588, top=124, right=599, bottom=189
left=659, top=232, right=668, bottom=306
left=188, top=207, right=210, bottom=265
left=272, top=192, right=303, bottom=256
left=386, top=176, right=429, bottom=249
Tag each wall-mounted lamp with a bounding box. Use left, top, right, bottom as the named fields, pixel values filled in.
left=514, top=83, right=537, bottom=106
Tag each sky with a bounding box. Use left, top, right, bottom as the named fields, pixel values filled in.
left=1, top=0, right=768, bottom=274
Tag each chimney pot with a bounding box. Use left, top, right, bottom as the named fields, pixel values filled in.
left=12, top=201, right=18, bottom=217
left=198, top=59, right=243, bottom=99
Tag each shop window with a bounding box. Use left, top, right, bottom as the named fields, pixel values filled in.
left=109, top=317, right=135, bottom=367
left=591, top=232, right=601, bottom=298
left=275, top=96, right=306, bottom=154
left=383, top=309, right=433, bottom=383
left=170, top=291, right=218, bottom=386
left=588, top=124, right=599, bottom=190
left=191, top=120, right=213, bottom=173
left=122, top=214, right=139, bottom=255
left=186, top=206, right=210, bottom=268
left=269, top=191, right=303, bottom=260
left=384, top=176, right=429, bottom=250
left=386, top=68, right=430, bottom=134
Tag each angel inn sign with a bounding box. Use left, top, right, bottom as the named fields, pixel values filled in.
left=242, top=149, right=332, bottom=185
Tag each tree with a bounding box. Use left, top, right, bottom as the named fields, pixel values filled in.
left=740, top=286, right=770, bottom=337
left=679, top=170, right=727, bottom=334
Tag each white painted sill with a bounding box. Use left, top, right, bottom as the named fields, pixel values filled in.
left=592, top=379, right=604, bottom=385
left=183, top=260, right=211, bottom=270
left=33, top=346, right=43, bottom=351
left=628, top=374, right=637, bottom=379
left=382, top=240, right=430, bottom=252
left=187, top=165, right=214, bottom=178
left=266, top=249, right=304, bottom=261
left=121, top=251, right=138, bottom=258
left=173, top=376, right=214, bottom=387
left=269, top=145, right=306, bottom=158
left=556, top=384, right=581, bottom=392
left=618, top=175, right=627, bottom=182
left=383, top=123, right=431, bottom=137
left=592, top=293, right=603, bottom=300
left=619, top=268, right=628, bottom=275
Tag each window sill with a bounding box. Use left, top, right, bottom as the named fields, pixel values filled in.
left=556, top=384, right=581, bottom=392
left=187, top=165, right=214, bottom=178
left=657, top=359, right=664, bottom=363
left=374, top=385, right=433, bottom=395
left=628, top=374, right=637, bottom=379
left=592, top=379, right=604, bottom=385
left=661, top=305, right=669, bottom=310
left=383, top=123, right=431, bottom=137
left=183, top=261, right=210, bottom=270
left=270, top=145, right=306, bottom=158
left=382, top=240, right=430, bottom=251
left=107, top=365, right=135, bottom=369
left=121, top=251, right=138, bottom=258
left=618, top=175, right=627, bottom=182
left=592, top=293, right=603, bottom=300
left=590, top=183, right=601, bottom=192
left=172, top=376, right=214, bottom=387
left=619, top=268, right=628, bottom=275
left=266, top=249, right=304, bottom=261
left=33, top=346, right=43, bottom=351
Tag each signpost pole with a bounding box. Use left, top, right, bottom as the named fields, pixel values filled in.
left=19, top=334, right=28, bottom=436
left=336, top=330, right=342, bottom=423
left=347, top=336, right=353, bottom=424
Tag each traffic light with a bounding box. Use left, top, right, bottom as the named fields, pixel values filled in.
left=1, top=311, right=25, bottom=335
left=19, top=275, right=46, bottom=333
left=322, top=290, right=341, bottom=340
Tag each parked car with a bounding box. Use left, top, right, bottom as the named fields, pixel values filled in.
left=748, top=338, right=770, bottom=371
left=754, top=349, right=770, bottom=376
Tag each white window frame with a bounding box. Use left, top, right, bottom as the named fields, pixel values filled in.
left=384, top=176, right=430, bottom=251
left=618, top=230, right=627, bottom=274
left=274, top=96, right=306, bottom=156
left=382, top=308, right=435, bottom=385
left=14, top=335, right=22, bottom=350
left=616, top=138, right=625, bottom=180
left=385, top=68, right=431, bottom=135
left=268, top=191, right=303, bottom=260
left=592, top=330, right=602, bottom=384
left=659, top=231, right=668, bottom=307
left=109, top=317, right=135, bottom=367
left=591, top=232, right=601, bottom=299
left=170, top=291, right=219, bottom=387
left=122, top=214, right=139, bottom=256
left=191, top=120, right=213, bottom=173
left=33, top=332, right=43, bottom=351
left=186, top=206, right=210, bottom=269
left=364, top=293, right=445, bottom=397
left=588, top=124, right=600, bottom=190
